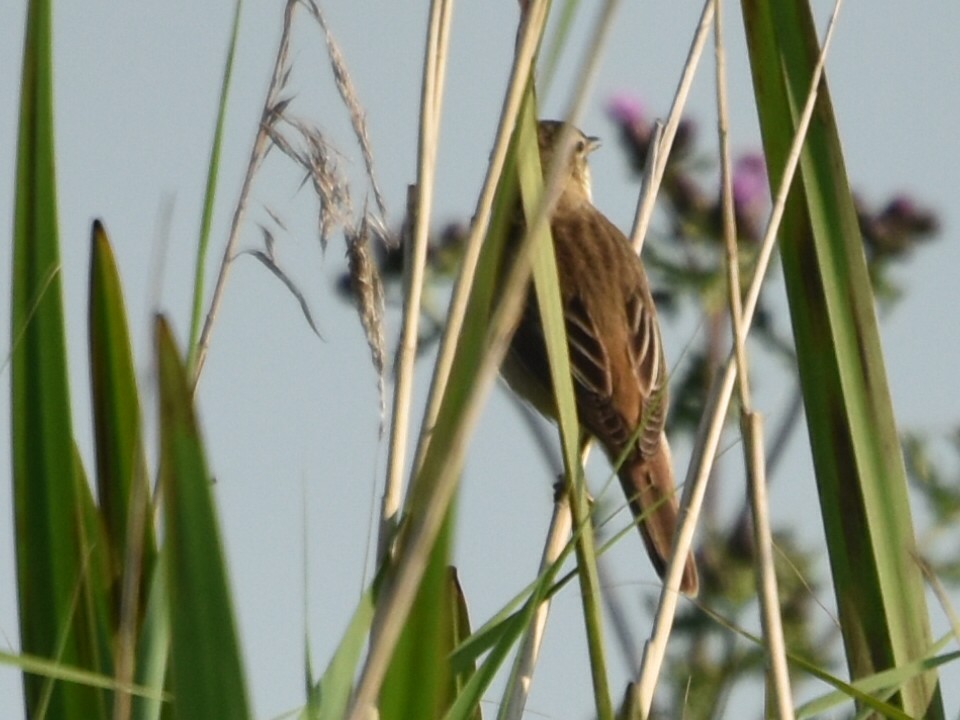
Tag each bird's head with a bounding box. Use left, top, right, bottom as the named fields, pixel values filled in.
left=536, top=120, right=601, bottom=205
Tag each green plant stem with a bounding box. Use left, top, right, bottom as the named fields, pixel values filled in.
left=186, top=0, right=242, bottom=375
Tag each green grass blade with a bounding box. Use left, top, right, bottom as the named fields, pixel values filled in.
left=445, top=612, right=528, bottom=720
left=380, top=512, right=456, bottom=720
left=446, top=568, right=479, bottom=718
left=740, top=0, right=942, bottom=716
left=11, top=0, right=111, bottom=715
left=156, top=315, right=251, bottom=720
left=186, top=0, right=243, bottom=373
left=796, top=647, right=959, bottom=719
left=0, top=650, right=166, bottom=704
left=514, top=96, right=612, bottom=719
left=72, top=444, right=117, bottom=681
left=701, top=604, right=954, bottom=720
left=131, top=558, right=172, bottom=720
left=89, top=220, right=157, bottom=612
left=446, top=547, right=576, bottom=720
left=309, top=583, right=377, bottom=720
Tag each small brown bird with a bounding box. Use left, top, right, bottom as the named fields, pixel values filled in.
left=500, top=119, right=698, bottom=595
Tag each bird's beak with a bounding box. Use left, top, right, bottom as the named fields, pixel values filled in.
left=586, top=136, right=601, bottom=154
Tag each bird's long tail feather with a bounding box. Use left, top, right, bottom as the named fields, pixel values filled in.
left=618, top=435, right=699, bottom=595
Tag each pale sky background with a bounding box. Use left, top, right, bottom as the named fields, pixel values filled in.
left=2, top=2, right=959, bottom=718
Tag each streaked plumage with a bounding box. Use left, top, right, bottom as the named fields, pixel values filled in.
left=501, top=120, right=698, bottom=595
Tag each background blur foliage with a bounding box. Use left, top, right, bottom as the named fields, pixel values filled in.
left=338, top=91, right=947, bottom=718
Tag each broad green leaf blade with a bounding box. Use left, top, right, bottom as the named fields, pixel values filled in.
left=380, top=512, right=455, bottom=720
left=89, top=220, right=157, bottom=619
left=12, top=0, right=111, bottom=715
left=740, top=0, right=942, bottom=716
left=155, top=316, right=251, bottom=720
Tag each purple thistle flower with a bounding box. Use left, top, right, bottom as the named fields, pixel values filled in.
left=732, top=153, right=768, bottom=211
left=606, top=92, right=646, bottom=128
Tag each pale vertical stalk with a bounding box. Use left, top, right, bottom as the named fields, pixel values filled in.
left=714, top=0, right=749, bottom=402
left=632, top=0, right=715, bottom=254
left=352, top=0, right=626, bottom=712
left=348, top=7, right=556, bottom=713
left=744, top=412, right=794, bottom=719
left=191, top=0, right=297, bottom=389
left=411, top=0, right=552, bottom=474
left=377, top=0, right=454, bottom=564
left=714, top=2, right=793, bottom=715
left=349, top=0, right=627, bottom=705
left=631, top=4, right=843, bottom=716
left=501, top=492, right=572, bottom=720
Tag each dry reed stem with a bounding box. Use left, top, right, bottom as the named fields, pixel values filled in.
left=192, top=0, right=298, bottom=389
left=629, top=121, right=662, bottom=252
left=632, top=2, right=844, bottom=716
left=744, top=412, right=795, bottom=718
left=349, top=4, right=556, bottom=713
left=503, top=491, right=573, bottom=720
left=409, top=0, right=553, bottom=475
left=631, top=0, right=716, bottom=255
left=378, top=0, right=453, bottom=565
left=350, top=0, right=628, bottom=712
left=713, top=1, right=793, bottom=715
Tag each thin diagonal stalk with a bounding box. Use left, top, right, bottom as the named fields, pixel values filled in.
left=632, top=0, right=715, bottom=254
left=714, top=1, right=792, bottom=716
left=186, top=0, right=242, bottom=374
left=378, top=0, right=454, bottom=565
left=191, top=0, right=297, bottom=388
left=714, top=2, right=749, bottom=406
left=632, top=4, right=843, bottom=716
left=629, top=121, right=662, bottom=251
left=355, top=0, right=625, bottom=713
left=501, top=491, right=572, bottom=720
left=347, top=6, right=557, bottom=714
left=350, top=0, right=632, bottom=709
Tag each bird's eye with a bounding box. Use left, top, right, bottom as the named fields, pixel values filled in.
left=575, top=139, right=586, bottom=153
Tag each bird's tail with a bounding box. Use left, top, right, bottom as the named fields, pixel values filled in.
left=618, top=435, right=699, bottom=596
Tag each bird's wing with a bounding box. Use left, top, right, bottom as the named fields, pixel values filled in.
left=564, top=295, right=612, bottom=399
left=624, top=288, right=668, bottom=459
